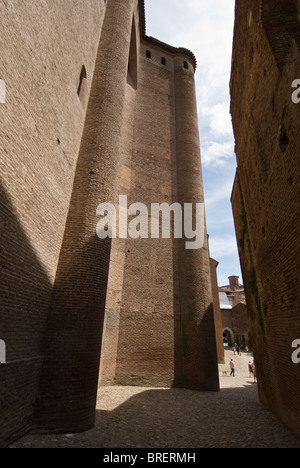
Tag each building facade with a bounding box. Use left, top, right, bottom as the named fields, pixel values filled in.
left=219, top=275, right=246, bottom=307
left=0, top=0, right=219, bottom=446
left=230, top=0, right=300, bottom=437
left=219, top=276, right=250, bottom=350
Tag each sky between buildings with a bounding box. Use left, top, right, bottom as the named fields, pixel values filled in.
left=145, top=0, right=241, bottom=286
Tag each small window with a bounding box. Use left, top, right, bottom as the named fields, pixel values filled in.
left=127, top=17, right=138, bottom=89
left=146, top=50, right=151, bottom=59
left=77, top=65, right=87, bottom=98
left=183, top=61, right=189, bottom=70
left=161, top=57, right=166, bottom=66
left=279, top=124, right=289, bottom=153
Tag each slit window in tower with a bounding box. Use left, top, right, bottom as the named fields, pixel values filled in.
left=279, top=124, right=289, bottom=153
left=77, top=65, right=88, bottom=105
left=146, top=50, right=151, bottom=59
left=184, top=61, right=189, bottom=70
left=161, top=57, right=166, bottom=66
left=127, top=17, right=138, bottom=89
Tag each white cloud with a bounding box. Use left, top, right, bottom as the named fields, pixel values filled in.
left=209, top=234, right=238, bottom=259
left=145, top=0, right=240, bottom=281
left=202, top=102, right=233, bottom=136
left=205, top=178, right=234, bottom=207
left=201, top=140, right=234, bottom=167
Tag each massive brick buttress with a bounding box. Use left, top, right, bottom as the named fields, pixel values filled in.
left=32, top=0, right=137, bottom=434
left=0, top=0, right=106, bottom=446
left=230, top=0, right=300, bottom=437
left=0, top=0, right=219, bottom=444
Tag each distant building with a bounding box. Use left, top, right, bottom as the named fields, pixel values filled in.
left=219, top=275, right=246, bottom=307
left=219, top=277, right=251, bottom=349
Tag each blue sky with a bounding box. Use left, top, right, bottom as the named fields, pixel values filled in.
left=145, top=0, right=242, bottom=286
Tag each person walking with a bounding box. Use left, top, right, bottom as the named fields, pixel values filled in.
left=229, top=359, right=235, bottom=377
left=251, top=361, right=257, bottom=383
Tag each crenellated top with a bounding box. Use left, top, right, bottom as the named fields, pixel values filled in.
left=138, top=0, right=197, bottom=71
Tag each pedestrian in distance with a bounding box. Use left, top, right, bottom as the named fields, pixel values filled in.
left=229, top=359, right=235, bottom=377
left=251, top=361, right=257, bottom=383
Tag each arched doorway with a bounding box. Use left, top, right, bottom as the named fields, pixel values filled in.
left=223, top=328, right=233, bottom=348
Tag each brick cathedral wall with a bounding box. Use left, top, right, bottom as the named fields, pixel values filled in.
left=230, top=0, right=300, bottom=437
left=0, top=0, right=106, bottom=446
left=113, top=43, right=180, bottom=387
left=100, top=38, right=182, bottom=387
left=1, top=0, right=220, bottom=443
left=100, top=35, right=219, bottom=390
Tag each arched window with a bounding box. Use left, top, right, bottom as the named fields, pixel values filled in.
left=183, top=61, right=189, bottom=70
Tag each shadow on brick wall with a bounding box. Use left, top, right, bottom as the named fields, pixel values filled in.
left=0, top=180, right=113, bottom=444
left=0, top=182, right=52, bottom=447
left=32, top=232, right=112, bottom=434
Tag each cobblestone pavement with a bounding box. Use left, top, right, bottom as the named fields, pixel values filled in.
left=10, top=349, right=300, bottom=448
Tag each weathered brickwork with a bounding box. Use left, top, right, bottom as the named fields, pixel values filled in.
left=100, top=4, right=219, bottom=392
left=230, top=0, right=300, bottom=437
left=0, top=0, right=219, bottom=445
left=0, top=0, right=106, bottom=446
left=210, top=258, right=225, bottom=364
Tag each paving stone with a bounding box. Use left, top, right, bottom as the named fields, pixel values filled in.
left=10, top=350, right=300, bottom=448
